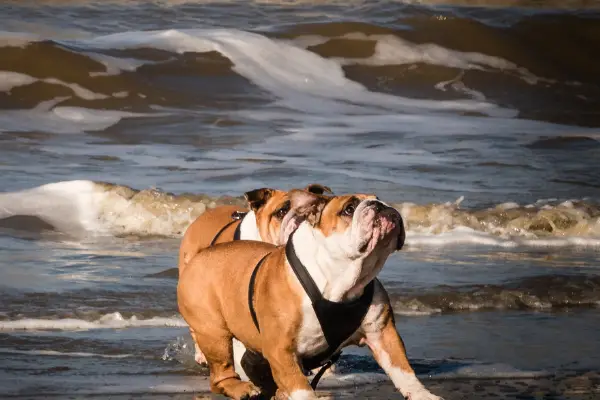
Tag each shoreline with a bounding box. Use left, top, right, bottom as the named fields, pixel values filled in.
left=4, top=369, right=598, bottom=399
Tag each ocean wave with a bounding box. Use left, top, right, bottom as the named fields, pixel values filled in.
left=391, top=274, right=600, bottom=315
left=2, top=24, right=599, bottom=136
left=0, top=180, right=242, bottom=238
left=0, top=28, right=518, bottom=116
left=1, top=181, right=599, bottom=247
left=0, top=311, right=186, bottom=332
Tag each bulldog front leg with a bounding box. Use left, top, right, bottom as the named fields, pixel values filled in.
left=263, top=345, right=317, bottom=400
left=364, top=314, right=442, bottom=400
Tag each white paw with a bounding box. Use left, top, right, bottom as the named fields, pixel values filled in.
left=194, top=344, right=207, bottom=365
left=406, top=390, right=443, bottom=400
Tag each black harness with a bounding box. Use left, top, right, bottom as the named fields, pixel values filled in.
left=209, top=211, right=247, bottom=246
left=246, top=232, right=375, bottom=389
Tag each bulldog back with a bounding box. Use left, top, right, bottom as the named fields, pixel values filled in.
left=178, top=205, right=246, bottom=272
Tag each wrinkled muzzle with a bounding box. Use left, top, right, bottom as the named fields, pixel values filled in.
left=361, top=200, right=405, bottom=252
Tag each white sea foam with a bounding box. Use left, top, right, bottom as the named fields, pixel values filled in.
left=0, top=71, right=37, bottom=91
left=43, top=78, right=108, bottom=100
left=332, top=33, right=543, bottom=84
left=0, top=70, right=108, bottom=99
left=0, top=312, right=187, bottom=332
left=406, top=230, right=600, bottom=249
left=0, top=348, right=132, bottom=359
left=0, top=180, right=207, bottom=237
left=85, top=52, right=155, bottom=77
left=0, top=99, right=153, bottom=134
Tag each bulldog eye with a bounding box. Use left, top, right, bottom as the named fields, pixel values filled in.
left=275, top=205, right=290, bottom=219
left=342, top=203, right=355, bottom=217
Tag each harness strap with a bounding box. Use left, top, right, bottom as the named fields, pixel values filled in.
left=246, top=252, right=336, bottom=389
left=248, top=253, right=270, bottom=332
left=309, top=352, right=340, bottom=389
left=285, top=233, right=322, bottom=304
left=285, top=231, right=375, bottom=371
left=246, top=233, right=374, bottom=390
left=209, top=211, right=247, bottom=246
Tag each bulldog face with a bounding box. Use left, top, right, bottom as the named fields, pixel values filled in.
left=282, top=190, right=405, bottom=259
left=244, top=184, right=333, bottom=245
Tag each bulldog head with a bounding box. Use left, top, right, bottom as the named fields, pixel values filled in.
left=281, top=190, right=405, bottom=299
left=244, top=184, right=333, bottom=245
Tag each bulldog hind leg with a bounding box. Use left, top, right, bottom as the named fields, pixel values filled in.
left=195, top=327, right=263, bottom=400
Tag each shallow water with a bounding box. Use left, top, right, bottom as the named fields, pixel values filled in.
left=1, top=1, right=599, bottom=398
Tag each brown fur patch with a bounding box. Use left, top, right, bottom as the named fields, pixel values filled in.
left=318, top=194, right=377, bottom=236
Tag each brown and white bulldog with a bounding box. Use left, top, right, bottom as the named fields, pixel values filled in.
left=177, top=190, right=442, bottom=400
left=178, top=183, right=332, bottom=273
left=178, top=184, right=332, bottom=365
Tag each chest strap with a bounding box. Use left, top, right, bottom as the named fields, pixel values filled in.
left=285, top=233, right=375, bottom=370
left=246, top=251, right=336, bottom=390
left=209, top=211, right=247, bottom=246
left=246, top=232, right=375, bottom=388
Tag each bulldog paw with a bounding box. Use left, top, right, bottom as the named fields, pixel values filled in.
left=194, top=350, right=207, bottom=365
left=406, top=390, right=443, bottom=400
left=238, top=383, right=264, bottom=400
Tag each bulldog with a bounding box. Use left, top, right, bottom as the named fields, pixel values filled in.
left=177, top=190, right=442, bottom=400
left=178, top=184, right=332, bottom=365
left=178, top=183, right=332, bottom=273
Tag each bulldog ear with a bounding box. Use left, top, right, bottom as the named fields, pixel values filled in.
left=304, top=183, right=333, bottom=195
left=244, top=188, right=274, bottom=212
left=288, top=189, right=329, bottom=226
left=280, top=190, right=330, bottom=242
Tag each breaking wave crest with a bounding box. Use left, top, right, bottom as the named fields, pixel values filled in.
left=396, top=197, right=600, bottom=247
left=0, top=311, right=186, bottom=332
left=0, top=181, right=599, bottom=247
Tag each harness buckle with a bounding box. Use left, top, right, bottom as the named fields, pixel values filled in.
left=231, top=211, right=247, bottom=220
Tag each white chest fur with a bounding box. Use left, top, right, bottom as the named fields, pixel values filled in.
left=238, top=210, right=262, bottom=241
left=295, top=296, right=329, bottom=357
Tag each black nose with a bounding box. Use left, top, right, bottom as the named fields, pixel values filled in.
left=367, top=200, right=386, bottom=213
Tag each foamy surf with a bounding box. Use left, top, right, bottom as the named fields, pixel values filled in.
left=0, top=99, right=155, bottom=134
left=0, top=311, right=186, bottom=332
left=1, top=181, right=599, bottom=247
left=0, top=70, right=108, bottom=99
left=295, top=33, right=544, bottom=85
left=0, top=180, right=223, bottom=238
left=0, top=348, right=132, bottom=359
